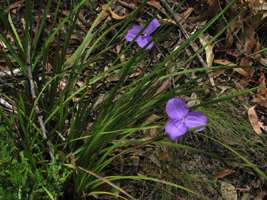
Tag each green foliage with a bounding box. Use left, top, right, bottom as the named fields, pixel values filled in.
left=0, top=109, right=71, bottom=199
left=0, top=0, right=265, bottom=199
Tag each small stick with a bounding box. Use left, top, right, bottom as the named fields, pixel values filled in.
left=26, top=43, right=55, bottom=162
left=159, top=0, right=207, bottom=68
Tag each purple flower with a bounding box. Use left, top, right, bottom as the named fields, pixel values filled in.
left=165, top=98, right=208, bottom=140
left=125, top=18, right=160, bottom=49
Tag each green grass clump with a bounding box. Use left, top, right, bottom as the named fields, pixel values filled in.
left=0, top=0, right=266, bottom=199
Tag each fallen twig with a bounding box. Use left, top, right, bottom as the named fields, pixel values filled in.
left=26, top=44, right=55, bottom=162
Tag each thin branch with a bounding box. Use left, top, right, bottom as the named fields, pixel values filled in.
left=26, top=43, right=55, bottom=162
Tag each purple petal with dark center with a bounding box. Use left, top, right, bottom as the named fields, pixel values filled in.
left=184, top=111, right=208, bottom=130
left=166, top=98, right=188, bottom=120
left=125, top=25, right=143, bottom=42
left=136, top=35, right=153, bottom=49
left=144, top=18, right=160, bottom=35
left=165, top=119, right=188, bottom=140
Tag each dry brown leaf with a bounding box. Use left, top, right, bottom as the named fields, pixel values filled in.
left=214, top=59, right=236, bottom=66
left=212, top=70, right=225, bottom=78
left=258, top=70, right=266, bottom=89
left=259, top=57, right=267, bottom=66
left=147, top=0, right=162, bottom=10
left=213, top=59, right=234, bottom=77
left=227, top=9, right=261, bottom=58
left=257, top=71, right=266, bottom=88
left=155, top=80, right=171, bottom=95
left=233, top=57, right=254, bottom=77
left=214, top=59, right=241, bottom=77
left=240, top=57, right=253, bottom=67
left=199, top=34, right=214, bottom=68
left=233, top=68, right=251, bottom=77
left=244, top=27, right=255, bottom=54
left=108, top=8, right=128, bottom=20
left=253, top=95, right=267, bottom=109
left=199, top=34, right=215, bottom=86
left=179, top=7, right=194, bottom=24
left=4, top=0, right=24, bottom=13
left=254, top=41, right=262, bottom=57
left=248, top=106, right=263, bottom=135
left=253, top=71, right=267, bottom=108
left=257, top=88, right=267, bottom=97
left=216, top=169, right=235, bottom=179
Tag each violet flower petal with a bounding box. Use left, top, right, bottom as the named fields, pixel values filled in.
left=144, top=18, right=160, bottom=35
left=166, top=98, right=188, bottom=120
left=125, top=25, right=143, bottom=42
left=184, top=111, right=208, bottom=130
left=146, top=41, right=154, bottom=49
left=136, top=35, right=153, bottom=49
left=165, top=119, right=188, bottom=140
